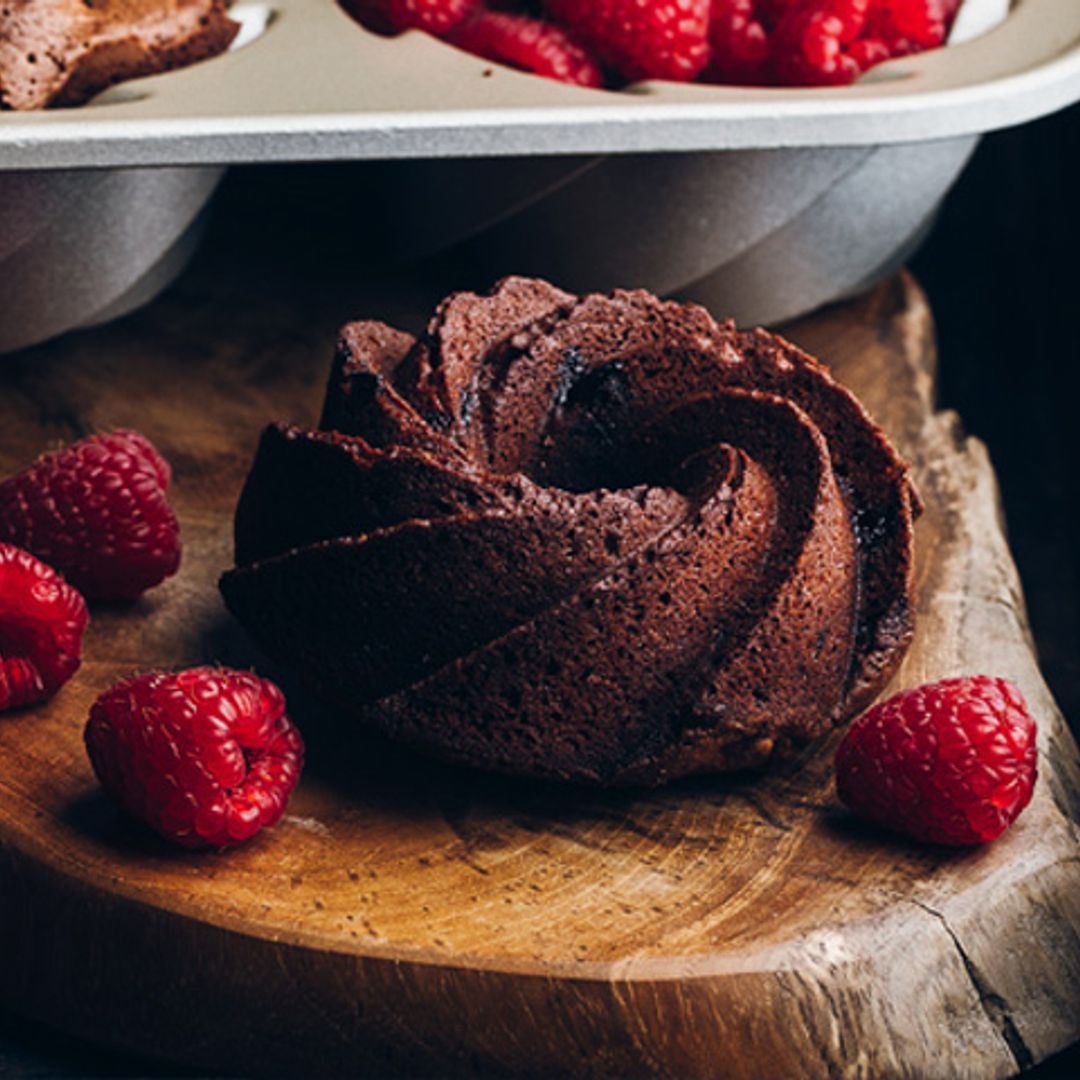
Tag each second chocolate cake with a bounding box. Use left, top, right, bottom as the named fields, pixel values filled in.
left=0, top=0, right=238, bottom=110
left=221, top=277, right=920, bottom=786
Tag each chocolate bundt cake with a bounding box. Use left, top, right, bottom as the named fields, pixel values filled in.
left=221, top=277, right=921, bottom=786
left=0, top=0, right=238, bottom=110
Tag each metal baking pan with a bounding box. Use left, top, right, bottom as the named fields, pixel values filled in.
left=0, top=0, right=1077, bottom=167
left=1, top=0, right=1077, bottom=351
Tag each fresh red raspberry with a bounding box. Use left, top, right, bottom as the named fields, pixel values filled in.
left=835, top=676, right=1037, bottom=846
left=771, top=0, right=871, bottom=85
left=846, top=35, right=891, bottom=69
left=0, top=430, right=181, bottom=603
left=450, top=12, right=604, bottom=87
left=343, top=0, right=479, bottom=36
left=0, top=543, right=88, bottom=713
left=546, top=0, right=711, bottom=83
left=709, top=0, right=773, bottom=84
left=707, top=0, right=948, bottom=86
left=85, top=667, right=304, bottom=849
left=864, top=0, right=946, bottom=56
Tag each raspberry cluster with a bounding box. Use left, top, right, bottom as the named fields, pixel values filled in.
left=342, top=0, right=960, bottom=87
left=2, top=427, right=181, bottom=717
left=1, top=431, right=302, bottom=849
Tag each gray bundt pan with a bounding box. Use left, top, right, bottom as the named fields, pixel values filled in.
left=0, top=6, right=269, bottom=354
left=0, top=166, right=222, bottom=353
left=375, top=0, right=1005, bottom=324
left=383, top=136, right=978, bottom=329
left=0, top=0, right=1075, bottom=351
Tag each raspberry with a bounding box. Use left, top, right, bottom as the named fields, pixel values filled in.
left=546, top=0, right=711, bottom=83
left=846, top=35, right=891, bottom=69
left=450, top=12, right=604, bottom=87
left=0, top=430, right=181, bottom=603
left=347, top=0, right=956, bottom=86
left=344, top=0, right=479, bottom=36
left=835, top=676, right=1037, bottom=846
left=707, top=0, right=948, bottom=85
left=0, top=543, right=88, bottom=713
left=85, top=667, right=304, bottom=849
left=709, top=0, right=773, bottom=84
left=771, top=0, right=871, bottom=85
left=864, top=0, right=946, bottom=55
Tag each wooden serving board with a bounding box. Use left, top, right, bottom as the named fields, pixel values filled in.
left=1, top=268, right=1079, bottom=1079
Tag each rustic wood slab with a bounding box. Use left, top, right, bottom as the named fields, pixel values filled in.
left=0, top=268, right=1078, bottom=1079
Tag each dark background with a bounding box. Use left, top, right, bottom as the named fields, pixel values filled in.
left=1, top=101, right=1077, bottom=1079
left=912, top=101, right=1080, bottom=749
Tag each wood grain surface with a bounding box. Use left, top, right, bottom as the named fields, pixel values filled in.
left=0, top=266, right=1078, bottom=1079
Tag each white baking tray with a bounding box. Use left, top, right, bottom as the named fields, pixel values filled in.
left=0, top=0, right=1077, bottom=170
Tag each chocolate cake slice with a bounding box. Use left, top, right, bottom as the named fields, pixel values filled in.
left=221, top=277, right=921, bottom=786
left=0, top=0, right=238, bottom=110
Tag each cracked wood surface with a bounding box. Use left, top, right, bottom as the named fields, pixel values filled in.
left=0, top=269, right=1078, bottom=1078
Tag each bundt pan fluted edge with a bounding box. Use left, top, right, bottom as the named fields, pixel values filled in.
left=220, top=277, right=920, bottom=787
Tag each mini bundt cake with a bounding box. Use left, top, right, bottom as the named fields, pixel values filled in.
left=221, top=277, right=921, bottom=786
left=0, top=0, right=238, bottom=110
